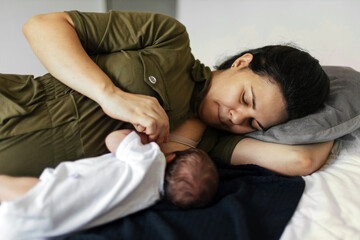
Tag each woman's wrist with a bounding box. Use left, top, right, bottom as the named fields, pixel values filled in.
left=95, top=82, right=123, bottom=107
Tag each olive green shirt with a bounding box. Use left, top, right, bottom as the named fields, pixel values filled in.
left=0, top=10, right=244, bottom=176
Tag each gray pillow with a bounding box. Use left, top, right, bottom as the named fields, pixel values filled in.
left=246, top=66, right=360, bottom=144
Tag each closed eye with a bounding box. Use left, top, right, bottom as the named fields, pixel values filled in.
left=249, top=118, right=257, bottom=130
left=242, top=91, right=248, bottom=105
left=250, top=118, right=265, bottom=131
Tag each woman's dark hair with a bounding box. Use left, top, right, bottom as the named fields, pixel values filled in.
left=215, top=45, right=330, bottom=120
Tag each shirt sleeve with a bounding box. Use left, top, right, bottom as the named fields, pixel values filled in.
left=115, top=131, right=165, bottom=167
left=208, top=132, right=246, bottom=164
left=66, top=10, right=188, bottom=55
left=197, top=128, right=246, bottom=164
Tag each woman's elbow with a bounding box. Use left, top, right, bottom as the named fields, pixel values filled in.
left=296, top=156, right=313, bottom=176
left=22, top=14, right=45, bottom=37
left=291, top=141, right=334, bottom=176
left=292, top=153, right=319, bottom=176
left=22, top=13, right=70, bottom=38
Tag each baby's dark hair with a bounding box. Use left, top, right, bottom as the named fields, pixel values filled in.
left=215, top=44, right=330, bottom=120
left=164, top=148, right=219, bottom=209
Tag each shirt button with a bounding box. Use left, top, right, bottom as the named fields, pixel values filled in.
left=148, top=76, right=157, bottom=84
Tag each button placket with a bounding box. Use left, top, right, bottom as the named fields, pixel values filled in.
left=139, top=52, right=170, bottom=110
left=148, top=75, right=157, bottom=84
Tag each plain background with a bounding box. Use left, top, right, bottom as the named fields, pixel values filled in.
left=0, top=0, right=359, bottom=77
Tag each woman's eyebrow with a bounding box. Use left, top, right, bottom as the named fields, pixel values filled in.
left=251, top=86, right=265, bottom=131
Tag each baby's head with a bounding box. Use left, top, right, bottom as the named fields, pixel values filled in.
left=164, top=148, right=219, bottom=209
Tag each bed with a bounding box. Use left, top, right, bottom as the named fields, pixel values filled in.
left=66, top=161, right=305, bottom=240
left=281, top=128, right=360, bottom=240
left=64, top=129, right=360, bottom=240
left=65, top=66, right=360, bottom=240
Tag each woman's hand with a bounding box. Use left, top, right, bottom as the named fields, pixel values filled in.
left=100, top=87, right=169, bottom=144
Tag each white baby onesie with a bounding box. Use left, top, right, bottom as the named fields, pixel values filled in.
left=0, top=131, right=166, bottom=240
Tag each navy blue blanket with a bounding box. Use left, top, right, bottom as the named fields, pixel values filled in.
left=67, top=161, right=304, bottom=240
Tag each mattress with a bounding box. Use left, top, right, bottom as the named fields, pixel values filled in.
left=281, top=128, right=360, bottom=240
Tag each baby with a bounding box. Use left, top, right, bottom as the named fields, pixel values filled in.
left=106, top=128, right=219, bottom=209
left=0, top=117, right=218, bottom=239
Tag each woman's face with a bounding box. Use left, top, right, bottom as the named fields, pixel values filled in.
left=198, top=54, right=288, bottom=134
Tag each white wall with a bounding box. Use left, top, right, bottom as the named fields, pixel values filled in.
left=0, top=0, right=106, bottom=77
left=1, top=0, right=359, bottom=77
left=177, top=0, right=360, bottom=71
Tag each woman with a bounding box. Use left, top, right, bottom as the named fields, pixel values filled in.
left=0, top=10, right=333, bottom=176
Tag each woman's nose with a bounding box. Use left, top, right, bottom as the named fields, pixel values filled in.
left=229, top=108, right=248, bottom=126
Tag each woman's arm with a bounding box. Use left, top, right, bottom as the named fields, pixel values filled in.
left=22, top=12, right=169, bottom=144
left=105, top=117, right=206, bottom=160
left=160, top=117, right=207, bottom=154
left=231, top=138, right=334, bottom=176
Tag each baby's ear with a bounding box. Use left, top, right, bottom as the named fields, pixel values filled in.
left=165, top=153, right=176, bottom=163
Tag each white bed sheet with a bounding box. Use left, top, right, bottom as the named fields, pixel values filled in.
left=281, top=128, right=360, bottom=240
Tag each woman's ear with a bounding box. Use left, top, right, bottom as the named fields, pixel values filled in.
left=165, top=153, right=176, bottom=163
left=232, top=53, right=253, bottom=68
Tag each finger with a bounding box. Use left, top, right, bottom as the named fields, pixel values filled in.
left=151, top=135, right=164, bottom=145
left=138, top=132, right=149, bottom=144
left=134, top=124, right=146, bottom=133
left=149, top=126, right=169, bottom=145
left=147, top=119, right=169, bottom=144
left=164, top=133, right=169, bottom=143
left=141, top=117, right=162, bottom=138
left=158, top=128, right=169, bottom=145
